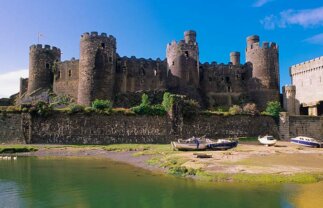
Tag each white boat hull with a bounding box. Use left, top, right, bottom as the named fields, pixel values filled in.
left=290, top=137, right=321, bottom=148
left=171, top=142, right=207, bottom=151
left=258, top=136, right=277, bottom=146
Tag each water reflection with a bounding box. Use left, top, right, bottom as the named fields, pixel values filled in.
left=0, top=180, right=25, bottom=208
left=0, top=157, right=321, bottom=208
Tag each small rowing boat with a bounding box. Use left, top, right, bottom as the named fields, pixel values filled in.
left=171, top=137, right=208, bottom=151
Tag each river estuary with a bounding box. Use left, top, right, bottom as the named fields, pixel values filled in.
left=0, top=157, right=322, bottom=208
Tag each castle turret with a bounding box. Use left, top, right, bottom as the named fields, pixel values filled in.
left=283, top=85, right=297, bottom=115
left=27, top=44, right=61, bottom=94
left=19, top=78, right=28, bottom=98
left=166, top=30, right=199, bottom=90
left=246, top=35, right=279, bottom=109
left=230, top=52, right=240, bottom=66
left=184, top=30, right=196, bottom=44
left=77, top=32, right=117, bottom=106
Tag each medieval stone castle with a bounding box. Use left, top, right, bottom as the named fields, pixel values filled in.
left=19, top=30, right=280, bottom=109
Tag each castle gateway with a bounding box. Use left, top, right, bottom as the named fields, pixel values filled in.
left=20, top=31, right=280, bottom=109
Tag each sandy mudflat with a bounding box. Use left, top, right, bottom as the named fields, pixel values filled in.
left=9, top=141, right=323, bottom=176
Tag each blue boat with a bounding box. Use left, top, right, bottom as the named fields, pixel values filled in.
left=206, top=139, right=238, bottom=150
left=290, top=136, right=321, bottom=148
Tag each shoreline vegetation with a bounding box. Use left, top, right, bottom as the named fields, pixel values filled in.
left=1, top=140, right=323, bottom=184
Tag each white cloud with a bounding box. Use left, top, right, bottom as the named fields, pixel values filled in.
left=253, top=0, right=274, bottom=7
left=305, top=33, right=323, bottom=45
left=260, top=15, right=278, bottom=30
left=0, top=69, right=28, bottom=98
left=261, top=7, right=323, bottom=29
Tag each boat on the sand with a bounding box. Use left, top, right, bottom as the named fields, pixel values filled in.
left=171, top=136, right=238, bottom=151
left=171, top=137, right=207, bottom=151
left=258, top=135, right=277, bottom=146
left=290, top=136, right=321, bottom=148
left=206, top=138, right=238, bottom=150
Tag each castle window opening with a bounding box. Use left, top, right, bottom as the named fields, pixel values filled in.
left=109, top=57, right=112, bottom=62
left=184, top=51, right=189, bottom=57
left=225, top=77, right=230, bottom=83
left=141, top=68, right=145, bottom=76
left=45, top=63, right=50, bottom=69
left=68, top=70, right=72, bottom=77
left=172, top=61, right=175, bottom=66
left=101, top=43, right=105, bottom=48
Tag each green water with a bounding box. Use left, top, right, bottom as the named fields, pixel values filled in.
left=0, top=157, right=321, bottom=208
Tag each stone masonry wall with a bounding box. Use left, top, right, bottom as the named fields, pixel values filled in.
left=279, top=113, right=323, bottom=140
left=26, top=113, right=172, bottom=144
left=182, top=115, right=279, bottom=139
left=25, top=113, right=278, bottom=144
left=1, top=112, right=278, bottom=144
left=53, top=59, right=79, bottom=100
left=0, top=113, right=25, bottom=144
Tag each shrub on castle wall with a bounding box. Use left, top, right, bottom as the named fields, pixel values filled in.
left=162, top=92, right=174, bottom=112
left=263, top=101, right=282, bottom=118
left=242, top=103, right=259, bottom=115
left=29, top=101, right=53, bottom=116
left=201, top=103, right=261, bottom=116
left=131, top=93, right=167, bottom=116
left=92, top=99, right=112, bottom=113
left=68, top=104, right=85, bottom=114
left=50, top=95, right=74, bottom=109
left=229, top=105, right=243, bottom=115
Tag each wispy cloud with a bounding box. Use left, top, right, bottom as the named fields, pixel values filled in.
left=0, top=69, right=28, bottom=98
left=261, top=7, right=323, bottom=29
left=305, top=33, right=323, bottom=45
left=253, top=0, right=274, bottom=7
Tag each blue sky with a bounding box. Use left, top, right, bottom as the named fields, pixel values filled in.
left=0, top=0, right=323, bottom=97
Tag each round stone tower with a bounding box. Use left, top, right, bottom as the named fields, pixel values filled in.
left=27, top=44, right=61, bottom=95
left=77, top=32, right=117, bottom=106
left=230, top=52, right=240, bottom=66
left=283, top=85, right=296, bottom=115
left=246, top=35, right=279, bottom=109
left=184, top=30, right=196, bottom=44
left=166, top=30, right=199, bottom=90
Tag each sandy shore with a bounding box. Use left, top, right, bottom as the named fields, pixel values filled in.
left=4, top=141, right=323, bottom=182
left=16, top=146, right=164, bottom=173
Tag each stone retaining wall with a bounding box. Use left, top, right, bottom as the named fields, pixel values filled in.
left=0, top=113, right=25, bottom=144
left=1, top=112, right=279, bottom=144
left=280, top=112, right=323, bottom=140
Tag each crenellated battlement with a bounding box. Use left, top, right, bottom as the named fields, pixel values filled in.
left=120, top=56, right=163, bottom=63
left=290, top=56, right=323, bottom=76
left=283, top=85, right=296, bottom=93
left=81, top=31, right=116, bottom=45
left=291, top=56, right=323, bottom=68
left=246, top=41, right=278, bottom=50
left=29, top=44, right=61, bottom=53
